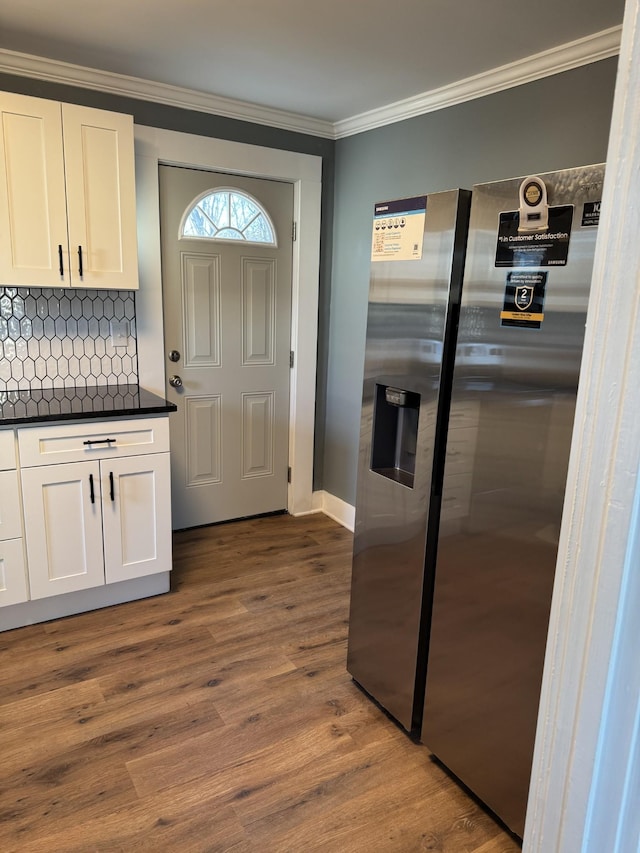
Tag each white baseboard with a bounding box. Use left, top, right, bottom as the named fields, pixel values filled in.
left=297, top=490, right=355, bottom=532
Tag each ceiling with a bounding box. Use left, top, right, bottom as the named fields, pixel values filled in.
left=0, top=0, right=626, bottom=135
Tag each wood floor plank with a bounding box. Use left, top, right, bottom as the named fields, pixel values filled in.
left=0, top=680, right=106, bottom=771
left=0, top=624, right=218, bottom=706
left=0, top=513, right=520, bottom=852
left=0, top=744, right=137, bottom=844
left=125, top=696, right=357, bottom=798
left=16, top=799, right=248, bottom=853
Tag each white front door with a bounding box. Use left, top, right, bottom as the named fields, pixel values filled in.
left=160, top=166, right=293, bottom=529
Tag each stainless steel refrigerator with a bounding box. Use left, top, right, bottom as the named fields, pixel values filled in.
left=420, top=164, right=605, bottom=838
left=347, top=188, right=471, bottom=731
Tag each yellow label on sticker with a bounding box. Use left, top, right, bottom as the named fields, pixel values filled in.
left=500, top=311, right=545, bottom=322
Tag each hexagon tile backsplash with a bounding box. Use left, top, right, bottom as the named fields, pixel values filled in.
left=0, top=287, right=138, bottom=391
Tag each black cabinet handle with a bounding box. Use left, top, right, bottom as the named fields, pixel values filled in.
left=89, top=473, right=95, bottom=504
left=78, top=246, right=83, bottom=278
left=109, top=471, right=115, bottom=502
left=58, top=244, right=64, bottom=276
left=83, top=438, right=115, bottom=446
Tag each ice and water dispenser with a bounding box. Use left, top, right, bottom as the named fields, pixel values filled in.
left=370, top=384, right=420, bottom=489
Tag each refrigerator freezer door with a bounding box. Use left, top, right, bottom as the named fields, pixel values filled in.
left=347, top=189, right=470, bottom=731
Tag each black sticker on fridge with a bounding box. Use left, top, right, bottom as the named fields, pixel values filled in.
left=495, top=205, right=573, bottom=267
left=581, top=201, right=601, bottom=227
left=500, top=271, right=548, bottom=329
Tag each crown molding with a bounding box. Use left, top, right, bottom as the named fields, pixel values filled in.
left=0, top=26, right=622, bottom=142
left=333, top=26, right=622, bottom=139
left=0, top=48, right=335, bottom=139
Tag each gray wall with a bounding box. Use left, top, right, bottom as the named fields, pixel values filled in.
left=320, top=58, right=619, bottom=506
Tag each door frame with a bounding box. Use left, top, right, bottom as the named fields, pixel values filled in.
left=134, top=125, right=322, bottom=519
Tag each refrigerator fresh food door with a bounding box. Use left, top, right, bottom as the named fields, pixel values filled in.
left=421, top=165, right=605, bottom=838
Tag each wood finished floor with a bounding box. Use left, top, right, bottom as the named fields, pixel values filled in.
left=0, top=513, right=521, bottom=852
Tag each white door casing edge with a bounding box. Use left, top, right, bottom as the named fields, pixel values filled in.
left=134, top=125, right=322, bottom=519
left=523, top=0, right=640, bottom=849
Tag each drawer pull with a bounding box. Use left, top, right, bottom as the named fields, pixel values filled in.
left=83, top=438, right=116, bottom=446
left=89, top=473, right=95, bottom=504
left=109, top=471, right=115, bottom=502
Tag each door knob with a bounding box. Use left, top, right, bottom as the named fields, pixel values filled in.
left=168, top=350, right=181, bottom=362
left=169, top=375, right=183, bottom=388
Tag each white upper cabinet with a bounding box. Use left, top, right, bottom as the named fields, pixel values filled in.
left=0, top=93, right=139, bottom=290
left=62, top=103, right=139, bottom=289
left=0, top=94, right=67, bottom=288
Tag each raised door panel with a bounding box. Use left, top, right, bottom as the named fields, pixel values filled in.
left=242, top=258, right=275, bottom=365
left=182, top=253, right=221, bottom=367
left=0, top=538, right=29, bottom=607
left=22, top=461, right=105, bottom=599
left=185, top=396, right=222, bottom=486
left=102, top=453, right=172, bottom=584
left=62, top=104, right=139, bottom=290
left=241, top=392, right=274, bottom=478
left=0, top=93, right=69, bottom=287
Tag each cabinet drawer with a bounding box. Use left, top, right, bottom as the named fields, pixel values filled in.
left=0, top=470, right=22, bottom=540
left=0, top=429, right=16, bottom=471
left=18, top=417, right=170, bottom=468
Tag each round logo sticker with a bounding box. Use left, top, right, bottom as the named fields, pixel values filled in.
left=523, top=181, right=543, bottom=207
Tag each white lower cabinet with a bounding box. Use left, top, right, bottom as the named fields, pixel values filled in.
left=17, top=417, right=172, bottom=602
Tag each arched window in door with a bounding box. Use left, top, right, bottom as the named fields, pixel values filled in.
left=180, top=187, right=277, bottom=246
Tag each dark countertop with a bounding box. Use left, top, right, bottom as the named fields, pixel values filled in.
left=0, top=385, right=177, bottom=426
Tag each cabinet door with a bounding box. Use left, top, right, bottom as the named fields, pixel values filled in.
left=62, top=104, right=139, bottom=290
left=22, top=461, right=105, bottom=599
left=102, top=453, right=172, bottom=584
left=0, top=93, right=70, bottom=287
left=0, top=539, right=29, bottom=607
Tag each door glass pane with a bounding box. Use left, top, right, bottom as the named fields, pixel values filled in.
left=181, top=189, right=276, bottom=245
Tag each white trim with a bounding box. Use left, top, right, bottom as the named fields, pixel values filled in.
left=334, top=26, right=622, bottom=138
left=133, top=125, right=322, bottom=519
left=524, top=1, right=640, bottom=850
left=0, top=48, right=334, bottom=139
left=302, top=490, right=355, bottom=532
left=0, top=27, right=621, bottom=141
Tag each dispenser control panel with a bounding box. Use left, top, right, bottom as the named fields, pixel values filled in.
left=385, top=387, right=408, bottom=407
